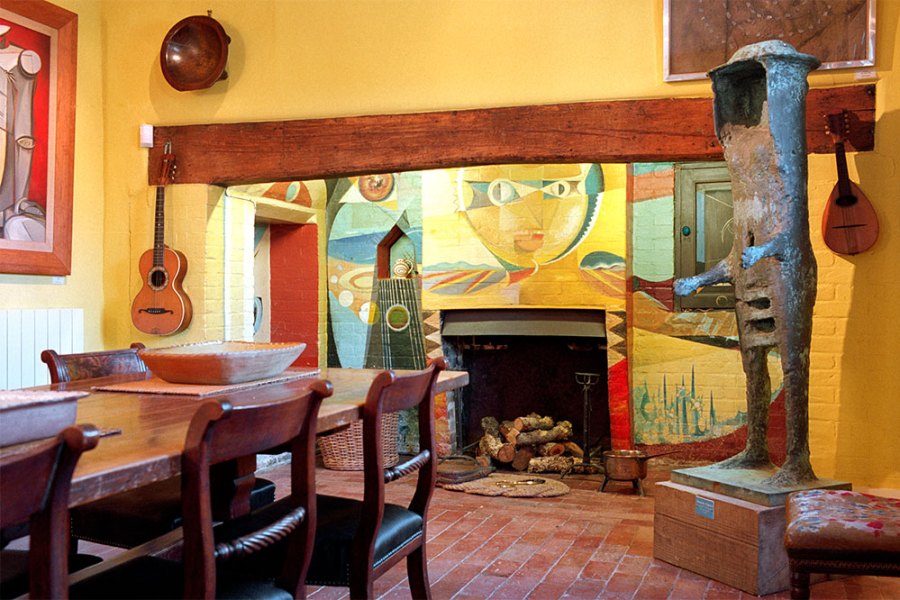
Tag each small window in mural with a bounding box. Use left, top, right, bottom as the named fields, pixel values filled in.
left=675, top=162, right=734, bottom=310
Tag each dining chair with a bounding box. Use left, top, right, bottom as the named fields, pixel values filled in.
left=305, top=358, right=446, bottom=599
left=0, top=424, right=101, bottom=600
left=40, top=344, right=277, bottom=551
left=69, top=379, right=333, bottom=599
left=41, top=343, right=148, bottom=383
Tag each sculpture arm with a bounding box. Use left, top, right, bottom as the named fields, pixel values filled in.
left=674, top=259, right=733, bottom=296
left=742, top=233, right=788, bottom=269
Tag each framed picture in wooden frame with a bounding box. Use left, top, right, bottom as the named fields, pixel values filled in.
left=0, top=0, right=77, bottom=275
left=663, top=0, right=875, bottom=82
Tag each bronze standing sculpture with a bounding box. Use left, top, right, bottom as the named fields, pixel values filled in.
left=674, top=41, right=820, bottom=487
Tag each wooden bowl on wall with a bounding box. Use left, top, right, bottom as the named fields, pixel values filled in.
left=160, top=14, right=230, bottom=91
left=139, top=341, right=306, bottom=385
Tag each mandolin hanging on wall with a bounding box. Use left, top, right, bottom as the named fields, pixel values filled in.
left=131, top=142, right=193, bottom=335
left=821, top=111, right=879, bottom=255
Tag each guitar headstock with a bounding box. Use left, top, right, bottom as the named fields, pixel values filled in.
left=824, top=110, right=850, bottom=145
left=158, top=141, right=177, bottom=185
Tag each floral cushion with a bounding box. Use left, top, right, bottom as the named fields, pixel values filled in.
left=786, top=489, right=900, bottom=555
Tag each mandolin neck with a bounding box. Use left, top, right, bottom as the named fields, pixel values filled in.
left=833, top=141, right=856, bottom=206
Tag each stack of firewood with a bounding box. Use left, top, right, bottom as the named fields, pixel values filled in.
left=476, top=413, right=584, bottom=473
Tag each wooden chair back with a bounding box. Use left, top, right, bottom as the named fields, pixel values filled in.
left=180, top=379, right=333, bottom=599
left=41, top=343, right=147, bottom=383
left=355, top=358, right=446, bottom=579
left=0, top=425, right=100, bottom=598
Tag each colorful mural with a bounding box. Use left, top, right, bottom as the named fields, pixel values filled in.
left=422, top=164, right=626, bottom=310
left=629, top=163, right=783, bottom=458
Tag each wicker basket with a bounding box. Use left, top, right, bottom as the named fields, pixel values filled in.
left=318, top=412, right=400, bottom=470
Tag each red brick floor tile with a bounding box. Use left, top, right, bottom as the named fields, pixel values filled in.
left=527, top=580, right=571, bottom=599
left=541, top=564, right=583, bottom=584
left=634, top=582, right=675, bottom=599
left=486, top=559, right=522, bottom=577
left=491, top=576, right=543, bottom=599
left=458, top=573, right=509, bottom=597
left=615, top=554, right=652, bottom=576
left=604, top=572, right=643, bottom=595
left=592, top=543, right=629, bottom=562
left=671, top=575, right=710, bottom=598
left=563, top=577, right=605, bottom=598
left=581, top=559, right=618, bottom=580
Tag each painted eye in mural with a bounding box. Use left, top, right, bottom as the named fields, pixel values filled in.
left=544, top=180, right=572, bottom=197
left=358, top=174, right=395, bottom=202
left=487, top=179, right=519, bottom=206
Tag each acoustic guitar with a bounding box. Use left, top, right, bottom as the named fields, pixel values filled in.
left=131, top=143, right=193, bottom=335
left=821, top=111, right=879, bottom=255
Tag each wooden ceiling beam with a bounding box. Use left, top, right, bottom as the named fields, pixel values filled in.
left=150, top=84, right=874, bottom=186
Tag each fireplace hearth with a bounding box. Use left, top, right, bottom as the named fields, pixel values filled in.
left=440, top=309, right=610, bottom=458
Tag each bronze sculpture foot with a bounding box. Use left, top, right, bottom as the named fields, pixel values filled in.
left=764, top=461, right=817, bottom=488
left=711, top=448, right=774, bottom=470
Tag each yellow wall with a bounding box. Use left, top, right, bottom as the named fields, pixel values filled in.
left=1, top=0, right=897, bottom=488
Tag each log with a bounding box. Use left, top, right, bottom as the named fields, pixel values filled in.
left=563, top=441, right=584, bottom=458
left=527, top=456, right=575, bottom=473
left=504, top=428, right=520, bottom=445
left=480, top=416, right=499, bottom=437
left=538, top=442, right=566, bottom=457
left=514, top=413, right=555, bottom=432
left=516, top=421, right=573, bottom=446
left=479, top=433, right=515, bottom=463
left=512, top=446, right=535, bottom=471
left=475, top=455, right=492, bottom=468
left=496, top=443, right=516, bottom=463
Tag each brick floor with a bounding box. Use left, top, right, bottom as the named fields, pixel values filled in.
left=298, top=460, right=900, bottom=600
left=68, top=459, right=899, bottom=599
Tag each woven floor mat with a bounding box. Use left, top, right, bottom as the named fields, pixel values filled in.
left=443, top=473, right=570, bottom=497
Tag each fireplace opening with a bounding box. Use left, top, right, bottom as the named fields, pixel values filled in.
left=441, top=309, right=610, bottom=460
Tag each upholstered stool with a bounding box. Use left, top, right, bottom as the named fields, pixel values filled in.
left=785, top=489, right=900, bottom=599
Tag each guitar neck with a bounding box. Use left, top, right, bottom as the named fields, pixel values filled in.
left=153, top=185, right=166, bottom=266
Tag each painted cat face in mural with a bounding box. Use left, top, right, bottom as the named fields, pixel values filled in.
left=457, top=164, right=603, bottom=270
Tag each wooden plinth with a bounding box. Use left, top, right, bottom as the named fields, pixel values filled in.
left=654, top=481, right=789, bottom=596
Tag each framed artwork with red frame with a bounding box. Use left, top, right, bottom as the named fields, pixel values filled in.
left=0, top=0, right=76, bottom=275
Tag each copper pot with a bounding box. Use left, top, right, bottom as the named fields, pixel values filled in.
left=602, top=449, right=678, bottom=481
left=603, top=450, right=648, bottom=481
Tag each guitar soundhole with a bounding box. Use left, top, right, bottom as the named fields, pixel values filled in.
left=148, top=267, right=169, bottom=291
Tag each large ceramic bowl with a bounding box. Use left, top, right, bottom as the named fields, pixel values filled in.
left=139, top=341, right=306, bottom=385
left=0, top=390, right=87, bottom=446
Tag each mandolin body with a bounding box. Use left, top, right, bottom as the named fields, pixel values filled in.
left=131, top=245, right=192, bottom=335
left=822, top=180, right=879, bottom=255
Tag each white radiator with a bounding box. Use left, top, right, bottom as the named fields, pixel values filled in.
left=1, top=309, right=84, bottom=390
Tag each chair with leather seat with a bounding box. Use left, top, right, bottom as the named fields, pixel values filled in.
left=69, top=379, right=333, bottom=599
left=0, top=425, right=101, bottom=599
left=39, top=345, right=277, bottom=551
left=305, top=358, right=446, bottom=599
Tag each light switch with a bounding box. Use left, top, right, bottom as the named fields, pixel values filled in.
left=139, top=124, right=154, bottom=148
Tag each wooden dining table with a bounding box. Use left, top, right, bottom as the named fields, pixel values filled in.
left=3, top=367, right=468, bottom=509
